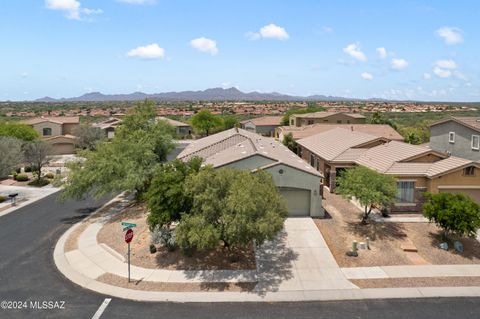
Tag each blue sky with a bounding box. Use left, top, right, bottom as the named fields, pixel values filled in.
left=2, top=0, right=479, bottom=101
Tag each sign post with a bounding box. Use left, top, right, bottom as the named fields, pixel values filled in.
left=124, top=228, right=134, bottom=283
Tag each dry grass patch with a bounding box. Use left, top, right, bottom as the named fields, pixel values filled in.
left=97, top=203, right=256, bottom=270
left=97, top=273, right=257, bottom=292
left=351, top=277, right=480, bottom=288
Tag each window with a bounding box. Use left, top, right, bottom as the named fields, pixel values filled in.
left=310, top=154, right=315, bottom=167
left=42, top=127, right=52, bottom=136
left=290, top=119, right=294, bottom=126
left=298, top=147, right=303, bottom=158
left=396, top=181, right=415, bottom=203
left=307, top=120, right=314, bottom=125
left=472, top=135, right=480, bottom=150
left=464, top=166, right=476, bottom=176
left=337, top=120, right=342, bottom=124
left=449, top=132, right=455, bottom=143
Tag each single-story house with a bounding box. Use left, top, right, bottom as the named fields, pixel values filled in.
left=429, top=117, right=480, bottom=161
left=23, top=116, right=80, bottom=155
left=289, top=112, right=366, bottom=127
left=296, top=127, right=480, bottom=212
left=157, top=117, right=192, bottom=138
left=177, top=128, right=324, bottom=217
left=275, top=123, right=404, bottom=142
left=240, top=116, right=283, bottom=137
left=92, top=117, right=122, bottom=139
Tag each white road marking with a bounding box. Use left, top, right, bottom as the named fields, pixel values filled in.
left=91, top=298, right=112, bottom=319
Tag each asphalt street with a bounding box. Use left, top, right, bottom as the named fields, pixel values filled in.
left=0, top=192, right=480, bottom=319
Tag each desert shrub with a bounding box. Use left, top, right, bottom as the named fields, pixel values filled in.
left=24, top=166, right=32, bottom=173
left=28, top=178, right=50, bottom=187
left=151, top=226, right=177, bottom=252
left=44, top=172, right=55, bottom=179
left=149, top=244, right=157, bottom=254
left=15, top=174, right=29, bottom=182
left=0, top=196, right=6, bottom=203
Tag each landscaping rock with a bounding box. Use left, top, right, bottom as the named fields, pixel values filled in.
left=439, top=242, right=449, bottom=250
left=346, top=251, right=358, bottom=257
left=454, top=241, right=464, bottom=253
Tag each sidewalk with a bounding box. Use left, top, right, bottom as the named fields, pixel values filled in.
left=54, top=196, right=480, bottom=302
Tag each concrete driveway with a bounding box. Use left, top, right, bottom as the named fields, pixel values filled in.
left=255, top=218, right=358, bottom=292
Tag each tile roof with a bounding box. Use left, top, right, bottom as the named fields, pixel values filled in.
left=292, top=111, right=365, bottom=119
left=157, top=116, right=190, bottom=127
left=278, top=123, right=403, bottom=141
left=23, top=116, right=80, bottom=125
left=178, top=128, right=320, bottom=176
left=296, top=128, right=384, bottom=161
left=240, top=116, right=282, bottom=126
left=430, top=116, right=480, bottom=133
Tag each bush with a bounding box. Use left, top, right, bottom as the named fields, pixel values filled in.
left=44, top=172, right=55, bottom=179
left=149, top=244, right=157, bottom=254
left=151, top=226, right=176, bottom=252
left=51, top=174, right=65, bottom=187
left=28, top=178, right=50, bottom=187
left=15, top=174, right=29, bottom=182
left=24, top=166, right=32, bottom=173
left=0, top=196, right=5, bottom=203
left=15, top=167, right=21, bottom=174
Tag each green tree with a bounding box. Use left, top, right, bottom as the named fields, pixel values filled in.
left=423, top=192, right=480, bottom=240
left=282, top=133, right=297, bottom=153
left=146, top=157, right=203, bottom=229
left=23, top=141, right=50, bottom=182
left=336, top=166, right=397, bottom=224
left=190, top=110, right=223, bottom=136
left=281, top=105, right=327, bottom=126
left=175, top=168, right=287, bottom=251
left=221, top=115, right=239, bottom=130
left=0, top=122, right=39, bottom=141
left=73, top=124, right=105, bottom=150
left=369, top=111, right=398, bottom=130
left=0, top=137, right=23, bottom=178
left=60, top=100, right=175, bottom=200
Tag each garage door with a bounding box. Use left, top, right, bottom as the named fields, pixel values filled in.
left=278, top=187, right=311, bottom=217
left=50, top=143, right=75, bottom=155
left=439, top=188, right=480, bottom=204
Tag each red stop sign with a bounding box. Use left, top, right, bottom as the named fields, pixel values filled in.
left=125, top=228, right=134, bottom=243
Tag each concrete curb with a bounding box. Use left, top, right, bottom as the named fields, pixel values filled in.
left=54, top=194, right=480, bottom=302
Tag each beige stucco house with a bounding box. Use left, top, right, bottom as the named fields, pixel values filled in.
left=177, top=128, right=324, bottom=217
left=289, top=112, right=366, bottom=127
left=23, top=117, right=79, bottom=155
left=240, top=116, right=283, bottom=137
left=297, top=128, right=480, bottom=212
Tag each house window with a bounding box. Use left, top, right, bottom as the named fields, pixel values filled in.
left=310, top=154, right=315, bottom=167
left=472, top=135, right=480, bottom=150
left=396, top=181, right=415, bottom=203
left=337, top=120, right=342, bottom=124
left=464, top=166, right=476, bottom=176
left=307, top=120, right=314, bottom=125
left=449, top=132, right=455, bottom=143
left=43, top=127, right=52, bottom=136
left=298, top=147, right=303, bottom=158
left=290, top=119, right=294, bottom=126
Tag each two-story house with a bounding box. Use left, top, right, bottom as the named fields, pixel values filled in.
left=429, top=117, right=480, bottom=162
left=289, top=112, right=366, bottom=127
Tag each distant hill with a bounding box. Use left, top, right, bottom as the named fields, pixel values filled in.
left=34, top=87, right=357, bottom=102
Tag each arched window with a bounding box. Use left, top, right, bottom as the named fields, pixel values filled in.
left=43, top=127, right=52, bottom=136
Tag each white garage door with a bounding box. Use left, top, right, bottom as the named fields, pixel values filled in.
left=278, top=187, right=311, bottom=217
left=439, top=188, right=480, bottom=204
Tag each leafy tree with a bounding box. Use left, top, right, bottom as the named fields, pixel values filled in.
left=23, top=141, right=50, bottom=182
left=60, top=100, right=175, bottom=200
left=73, top=124, right=105, bottom=150
left=146, top=157, right=203, bottom=229
left=423, top=192, right=480, bottom=240
left=369, top=111, right=398, bottom=130
left=0, top=137, right=23, bottom=178
left=281, top=105, right=327, bottom=126
left=190, top=110, right=223, bottom=136
left=401, top=128, right=422, bottom=145
left=282, top=133, right=297, bottom=153
left=0, top=122, right=39, bottom=141
left=336, top=166, right=397, bottom=224
left=175, top=168, right=287, bottom=251
left=221, top=115, right=239, bottom=130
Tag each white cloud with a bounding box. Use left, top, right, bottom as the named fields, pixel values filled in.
left=343, top=43, right=367, bottom=62
left=190, top=37, right=218, bottom=55
left=423, top=73, right=431, bottom=80
left=376, top=47, right=387, bottom=59
left=361, top=72, right=373, bottom=80
left=322, top=26, right=334, bottom=33
left=20, top=72, right=28, bottom=78
left=127, top=43, right=165, bottom=59
left=247, top=23, right=289, bottom=41
left=45, top=0, right=101, bottom=20
left=435, top=59, right=457, bottom=69
left=391, top=58, right=408, bottom=70
left=436, top=27, right=463, bottom=45
left=117, top=0, right=155, bottom=4
left=433, top=66, right=451, bottom=78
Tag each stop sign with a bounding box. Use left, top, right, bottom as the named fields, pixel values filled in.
left=125, top=228, right=134, bottom=243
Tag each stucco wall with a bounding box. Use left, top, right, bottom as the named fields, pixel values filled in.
left=32, top=121, right=62, bottom=137
left=222, top=154, right=276, bottom=170
left=292, top=113, right=365, bottom=127
left=241, top=122, right=278, bottom=136
left=430, top=121, right=480, bottom=161
left=428, top=167, right=480, bottom=192
left=63, top=123, right=79, bottom=135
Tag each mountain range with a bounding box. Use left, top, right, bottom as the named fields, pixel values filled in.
left=34, top=87, right=362, bottom=102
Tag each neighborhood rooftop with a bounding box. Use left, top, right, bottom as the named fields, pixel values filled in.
left=23, top=116, right=80, bottom=125
left=277, top=123, right=404, bottom=141
left=293, top=111, right=366, bottom=119
left=430, top=116, right=480, bottom=133
left=157, top=116, right=190, bottom=127
left=178, top=127, right=320, bottom=176
left=240, top=116, right=283, bottom=126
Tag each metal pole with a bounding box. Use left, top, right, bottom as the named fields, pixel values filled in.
left=128, top=242, right=130, bottom=283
